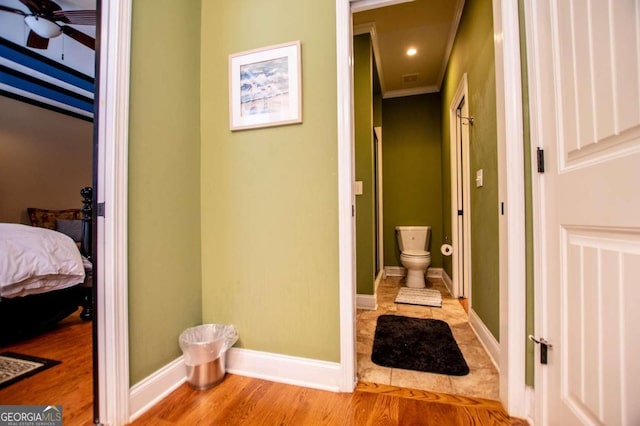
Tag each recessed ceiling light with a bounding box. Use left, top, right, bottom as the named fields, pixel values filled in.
left=406, top=48, right=417, bottom=56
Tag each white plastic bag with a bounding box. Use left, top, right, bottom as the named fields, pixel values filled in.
left=179, top=324, right=239, bottom=366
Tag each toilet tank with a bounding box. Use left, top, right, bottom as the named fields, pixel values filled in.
left=395, top=226, right=431, bottom=251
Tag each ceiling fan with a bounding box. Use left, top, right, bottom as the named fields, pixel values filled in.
left=0, top=0, right=95, bottom=50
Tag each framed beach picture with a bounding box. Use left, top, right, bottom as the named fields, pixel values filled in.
left=229, top=41, right=302, bottom=131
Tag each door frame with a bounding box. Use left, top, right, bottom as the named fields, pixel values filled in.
left=336, top=0, right=357, bottom=392
left=449, top=73, right=472, bottom=299
left=96, top=0, right=132, bottom=423
left=337, top=0, right=528, bottom=416
left=374, top=126, right=384, bottom=274
left=98, top=0, right=529, bottom=419
left=492, top=0, right=527, bottom=416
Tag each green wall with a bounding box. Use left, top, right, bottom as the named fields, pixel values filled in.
left=128, top=0, right=203, bottom=384
left=354, top=34, right=376, bottom=295
left=199, top=1, right=340, bottom=361
left=441, top=0, right=500, bottom=339
left=382, top=94, right=443, bottom=268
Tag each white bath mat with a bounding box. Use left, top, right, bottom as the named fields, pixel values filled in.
left=394, top=287, right=442, bottom=308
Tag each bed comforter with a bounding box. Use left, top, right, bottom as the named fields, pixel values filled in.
left=0, top=223, right=86, bottom=298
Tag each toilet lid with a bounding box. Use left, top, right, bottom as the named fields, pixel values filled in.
left=402, top=249, right=430, bottom=257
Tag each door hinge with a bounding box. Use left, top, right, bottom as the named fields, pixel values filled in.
left=97, top=202, right=105, bottom=217
left=352, top=205, right=355, bottom=217
left=537, top=148, right=545, bottom=173
left=529, top=335, right=552, bottom=364
left=457, top=209, right=463, bottom=216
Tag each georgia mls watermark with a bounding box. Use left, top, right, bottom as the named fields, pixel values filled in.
left=0, top=405, right=62, bottom=426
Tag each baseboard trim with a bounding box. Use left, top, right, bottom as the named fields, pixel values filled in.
left=384, top=266, right=405, bottom=276
left=468, top=308, right=500, bottom=371
left=427, top=267, right=443, bottom=279
left=374, top=269, right=384, bottom=292
left=226, top=348, right=342, bottom=392
left=128, top=348, right=343, bottom=420
left=384, top=266, right=445, bottom=280
left=356, top=293, right=376, bottom=310
left=129, top=356, right=186, bottom=422
left=441, top=269, right=453, bottom=295
left=525, top=385, right=535, bottom=424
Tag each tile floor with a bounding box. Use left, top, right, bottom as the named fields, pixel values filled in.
left=356, top=275, right=500, bottom=400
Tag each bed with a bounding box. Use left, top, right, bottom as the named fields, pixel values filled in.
left=0, top=188, right=93, bottom=344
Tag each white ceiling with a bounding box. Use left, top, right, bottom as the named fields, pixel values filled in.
left=0, top=0, right=96, bottom=76
left=0, top=0, right=461, bottom=97
left=353, top=0, right=464, bottom=98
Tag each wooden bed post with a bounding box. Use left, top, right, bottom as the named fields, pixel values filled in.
left=80, top=186, right=93, bottom=321
left=80, top=186, right=93, bottom=259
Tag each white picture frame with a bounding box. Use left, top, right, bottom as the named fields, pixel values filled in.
left=229, top=41, right=302, bottom=131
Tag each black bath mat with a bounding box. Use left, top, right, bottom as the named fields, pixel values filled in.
left=371, top=315, right=469, bottom=376
left=0, top=352, right=60, bottom=389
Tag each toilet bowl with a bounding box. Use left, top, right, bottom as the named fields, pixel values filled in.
left=396, top=226, right=432, bottom=288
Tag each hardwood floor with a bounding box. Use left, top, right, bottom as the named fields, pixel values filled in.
left=0, top=309, right=94, bottom=426
left=0, top=310, right=527, bottom=425
left=131, top=376, right=527, bottom=425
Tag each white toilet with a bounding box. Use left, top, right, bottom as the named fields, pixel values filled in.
left=395, top=226, right=432, bottom=288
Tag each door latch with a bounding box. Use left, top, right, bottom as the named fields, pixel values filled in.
left=529, top=335, right=552, bottom=364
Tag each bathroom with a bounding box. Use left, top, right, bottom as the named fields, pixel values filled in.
left=352, top=0, right=501, bottom=400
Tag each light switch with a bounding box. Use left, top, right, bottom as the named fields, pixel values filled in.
left=354, top=181, right=363, bottom=195
left=476, top=169, right=483, bottom=187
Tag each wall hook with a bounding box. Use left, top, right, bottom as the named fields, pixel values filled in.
left=460, top=116, right=474, bottom=126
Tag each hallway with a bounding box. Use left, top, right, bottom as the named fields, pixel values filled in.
left=357, top=276, right=499, bottom=400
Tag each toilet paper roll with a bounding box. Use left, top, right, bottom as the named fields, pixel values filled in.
left=441, top=244, right=453, bottom=256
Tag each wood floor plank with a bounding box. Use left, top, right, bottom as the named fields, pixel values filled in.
left=0, top=310, right=93, bottom=426
left=131, top=374, right=528, bottom=425
left=0, top=311, right=528, bottom=425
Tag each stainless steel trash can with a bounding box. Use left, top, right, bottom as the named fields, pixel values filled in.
left=185, top=353, right=226, bottom=390
left=179, top=324, right=238, bottom=390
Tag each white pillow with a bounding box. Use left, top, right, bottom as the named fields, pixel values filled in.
left=0, top=224, right=85, bottom=298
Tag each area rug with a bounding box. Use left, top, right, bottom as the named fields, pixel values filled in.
left=0, top=352, right=60, bottom=389
left=394, top=287, right=442, bottom=308
left=371, top=315, right=469, bottom=376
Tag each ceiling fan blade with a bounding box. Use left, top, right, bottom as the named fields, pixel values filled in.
left=26, top=30, right=49, bottom=49
left=18, top=0, right=44, bottom=14
left=61, top=25, right=95, bottom=50
left=52, top=10, right=96, bottom=25
left=20, top=0, right=62, bottom=17
left=0, top=5, right=27, bottom=15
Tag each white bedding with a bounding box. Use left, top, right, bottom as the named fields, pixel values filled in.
left=0, top=223, right=86, bottom=298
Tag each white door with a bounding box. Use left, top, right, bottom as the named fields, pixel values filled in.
left=449, top=74, right=472, bottom=299
left=526, top=1, right=640, bottom=425
left=455, top=98, right=471, bottom=299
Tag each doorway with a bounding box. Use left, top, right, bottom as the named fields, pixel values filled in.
left=0, top=0, right=100, bottom=421
left=450, top=74, right=472, bottom=300
left=344, top=0, right=528, bottom=414
left=351, top=1, right=498, bottom=400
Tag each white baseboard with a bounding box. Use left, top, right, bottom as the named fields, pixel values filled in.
left=357, top=270, right=385, bottom=310
left=384, top=266, right=445, bottom=280
left=226, top=348, right=342, bottom=392
left=384, top=266, right=405, bottom=276
left=427, top=267, right=443, bottom=279
left=441, top=269, right=453, bottom=295
left=129, top=356, right=186, bottom=422
left=525, top=385, right=535, bottom=425
left=374, top=269, right=384, bottom=292
left=128, top=348, right=343, bottom=421
left=468, top=308, right=500, bottom=371
left=356, top=294, right=376, bottom=310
